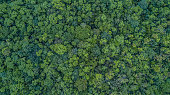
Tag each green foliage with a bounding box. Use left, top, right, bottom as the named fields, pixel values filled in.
left=114, top=35, right=124, bottom=46
left=138, top=0, right=148, bottom=9
left=75, top=79, right=87, bottom=92
left=2, top=47, right=11, bottom=56
left=52, top=0, right=65, bottom=10
left=36, top=50, right=42, bottom=56
left=0, top=0, right=168, bottom=95
left=74, top=26, right=91, bottom=40
left=50, top=44, right=67, bottom=55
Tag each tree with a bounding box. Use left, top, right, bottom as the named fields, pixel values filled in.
left=75, top=78, right=87, bottom=92
left=50, top=44, right=67, bottom=55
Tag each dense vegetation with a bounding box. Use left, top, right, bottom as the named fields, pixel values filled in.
left=0, top=0, right=169, bottom=95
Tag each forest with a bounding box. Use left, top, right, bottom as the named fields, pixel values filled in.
left=0, top=0, right=169, bottom=95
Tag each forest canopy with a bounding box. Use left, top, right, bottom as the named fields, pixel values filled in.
left=0, top=0, right=169, bottom=95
